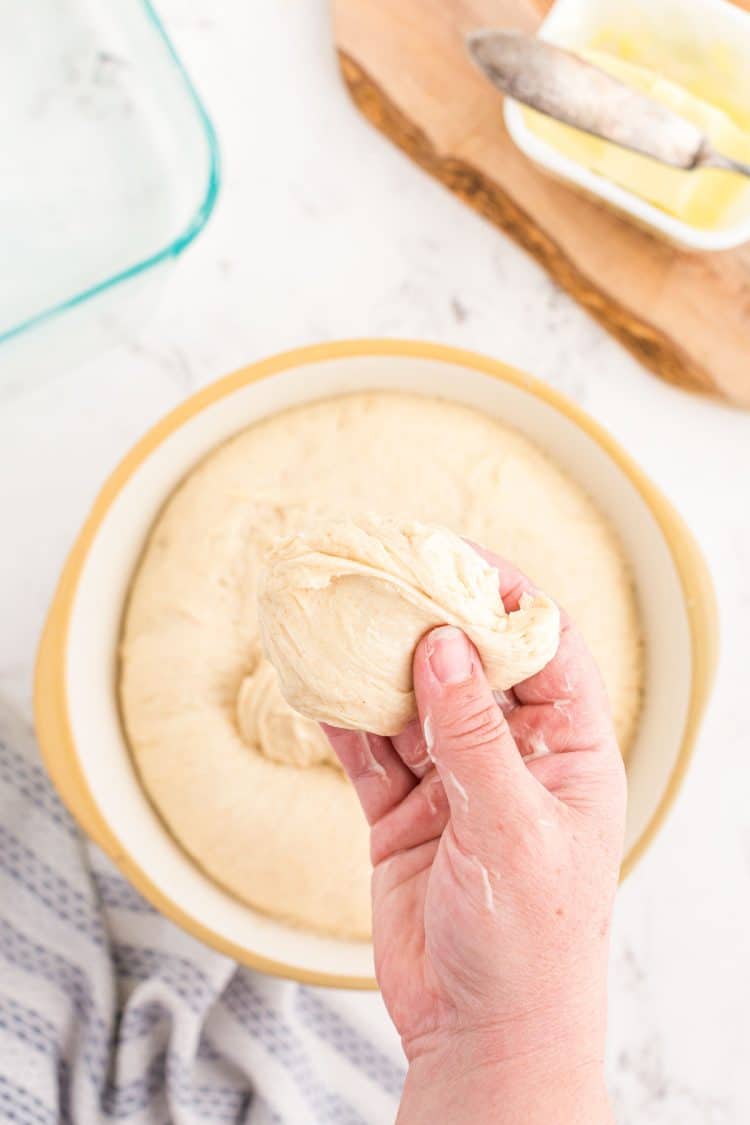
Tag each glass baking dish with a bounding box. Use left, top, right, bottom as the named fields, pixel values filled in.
left=0, top=0, right=220, bottom=343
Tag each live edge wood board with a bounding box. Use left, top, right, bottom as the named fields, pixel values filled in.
left=333, top=0, right=750, bottom=405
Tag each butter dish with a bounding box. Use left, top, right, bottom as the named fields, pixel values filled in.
left=503, top=0, right=750, bottom=250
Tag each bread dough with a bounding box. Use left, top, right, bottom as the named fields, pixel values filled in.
left=259, top=515, right=560, bottom=735
left=120, top=391, right=643, bottom=939
left=236, top=651, right=340, bottom=769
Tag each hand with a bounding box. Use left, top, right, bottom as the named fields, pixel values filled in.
left=324, top=550, right=626, bottom=1124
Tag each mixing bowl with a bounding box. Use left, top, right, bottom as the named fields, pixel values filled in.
left=35, top=339, right=717, bottom=988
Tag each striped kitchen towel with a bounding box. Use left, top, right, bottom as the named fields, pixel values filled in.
left=0, top=702, right=406, bottom=1124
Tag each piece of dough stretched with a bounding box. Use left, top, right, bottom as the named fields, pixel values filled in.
left=258, top=515, right=560, bottom=735
left=236, top=656, right=341, bottom=769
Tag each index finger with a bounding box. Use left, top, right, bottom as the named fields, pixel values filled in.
left=320, top=725, right=416, bottom=824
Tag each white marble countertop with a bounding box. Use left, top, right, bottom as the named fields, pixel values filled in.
left=1, top=2, right=748, bottom=1121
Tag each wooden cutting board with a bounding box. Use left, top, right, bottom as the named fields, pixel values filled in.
left=333, top=0, right=750, bottom=405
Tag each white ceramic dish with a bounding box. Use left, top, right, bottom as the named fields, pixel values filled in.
left=504, top=0, right=750, bottom=251
left=35, top=340, right=717, bottom=988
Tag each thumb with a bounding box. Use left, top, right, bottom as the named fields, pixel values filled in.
left=412, top=626, right=536, bottom=833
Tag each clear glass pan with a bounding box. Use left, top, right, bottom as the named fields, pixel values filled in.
left=0, top=0, right=220, bottom=343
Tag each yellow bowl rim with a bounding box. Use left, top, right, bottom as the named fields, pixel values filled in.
left=33, top=337, right=719, bottom=990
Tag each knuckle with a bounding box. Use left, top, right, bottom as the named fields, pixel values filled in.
left=438, top=695, right=505, bottom=752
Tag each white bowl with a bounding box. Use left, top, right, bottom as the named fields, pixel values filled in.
left=504, top=0, right=750, bottom=251
left=35, top=340, right=717, bottom=988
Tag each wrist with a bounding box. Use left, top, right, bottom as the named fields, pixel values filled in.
left=397, top=1026, right=612, bottom=1125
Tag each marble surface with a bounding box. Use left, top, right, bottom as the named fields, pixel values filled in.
left=1, top=1, right=748, bottom=1120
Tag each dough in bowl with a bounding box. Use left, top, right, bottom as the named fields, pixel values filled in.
left=259, top=515, right=560, bottom=734
left=119, top=391, right=643, bottom=939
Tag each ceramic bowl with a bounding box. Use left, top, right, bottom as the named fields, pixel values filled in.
left=34, top=339, right=718, bottom=988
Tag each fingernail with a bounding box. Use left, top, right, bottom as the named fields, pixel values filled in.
left=428, top=626, right=473, bottom=684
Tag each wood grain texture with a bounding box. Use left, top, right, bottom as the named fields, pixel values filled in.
left=333, top=0, right=750, bottom=405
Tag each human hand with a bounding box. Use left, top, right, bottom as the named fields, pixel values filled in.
left=324, top=549, right=626, bottom=1123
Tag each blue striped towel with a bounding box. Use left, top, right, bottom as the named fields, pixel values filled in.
left=0, top=702, right=406, bottom=1124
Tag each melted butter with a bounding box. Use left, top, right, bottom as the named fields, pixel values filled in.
left=523, top=46, right=750, bottom=230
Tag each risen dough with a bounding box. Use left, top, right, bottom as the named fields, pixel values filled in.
left=120, top=391, right=643, bottom=939
left=236, top=653, right=340, bottom=769
left=259, top=515, right=560, bottom=735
